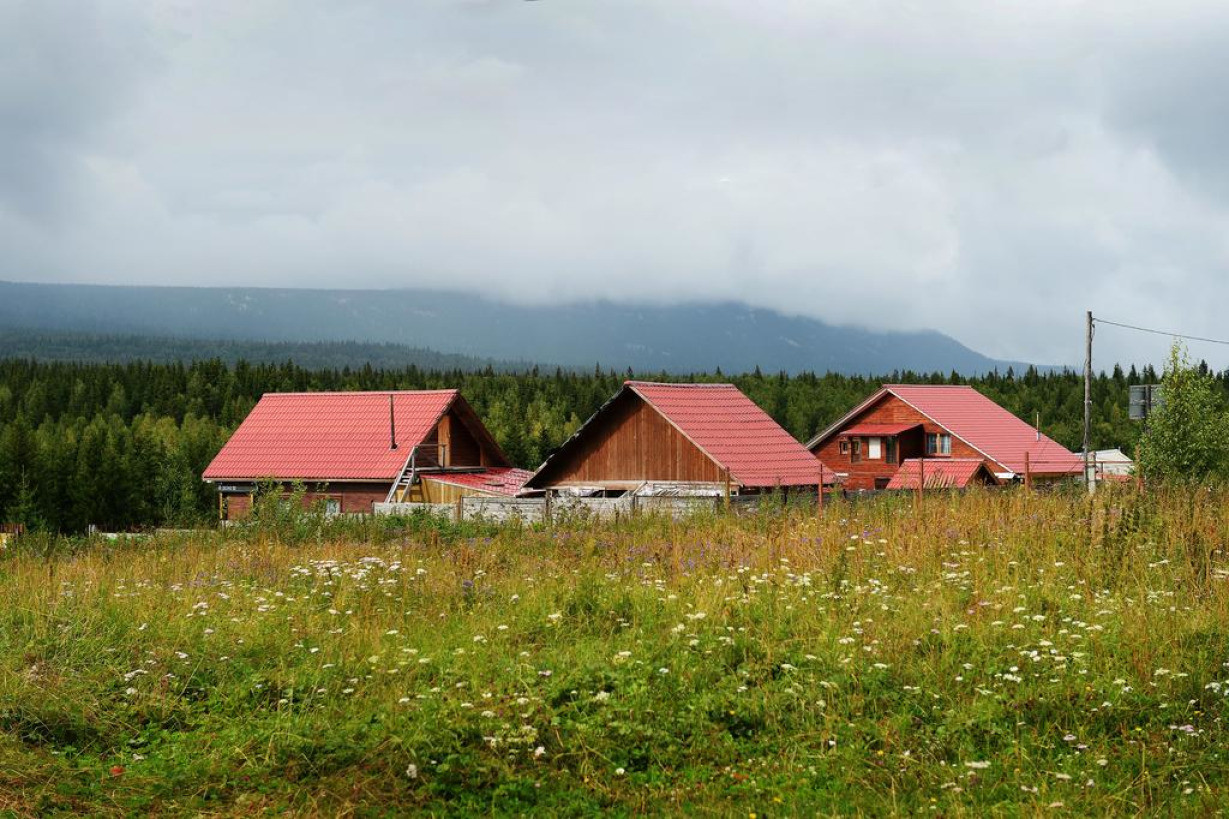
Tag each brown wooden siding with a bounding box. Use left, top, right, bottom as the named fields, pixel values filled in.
left=445, top=410, right=483, bottom=466
left=533, top=392, right=725, bottom=488
left=812, top=395, right=986, bottom=491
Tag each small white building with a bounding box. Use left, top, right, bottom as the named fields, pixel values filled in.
left=1093, top=448, right=1134, bottom=479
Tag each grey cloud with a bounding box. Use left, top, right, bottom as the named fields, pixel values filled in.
left=2, top=0, right=1229, bottom=369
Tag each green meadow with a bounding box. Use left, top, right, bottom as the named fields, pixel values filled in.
left=3, top=487, right=1228, bottom=815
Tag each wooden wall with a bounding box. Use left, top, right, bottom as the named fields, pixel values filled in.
left=812, top=395, right=985, bottom=490
left=532, top=392, right=725, bottom=488
left=445, top=410, right=484, bottom=467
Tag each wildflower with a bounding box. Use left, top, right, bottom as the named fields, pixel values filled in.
left=615, top=767, right=626, bottom=775
left=964, top=761, right=991, bottom=770
left=406, top=763, right=418, bottom=779
left=534, top=746, right=546, bottom=759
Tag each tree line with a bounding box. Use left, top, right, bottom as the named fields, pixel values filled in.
left=0, top=356, right=1186, bottom=532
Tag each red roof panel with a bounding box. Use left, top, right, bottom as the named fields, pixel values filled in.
left=840, top=422, right=920, bottom=436
left=203, top=391, right=457, bottom=481
left=628, top=382, right=830, bottom=487
left=886, top=458, right=994, bottom=490
left=885, top=385, right=1082, bottom=475
left=421, top=468, right=534, bottom=497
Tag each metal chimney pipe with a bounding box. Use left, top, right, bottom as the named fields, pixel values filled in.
left=389, top=394, right=398, bottom=450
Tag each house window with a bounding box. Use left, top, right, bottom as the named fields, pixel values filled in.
left=839, top=439, right=850, bottom=455
left=325, top=498, right=341, bottom=516
left=851, top=438, right=862, bottom=463
left=885, top=437, right=897, bottom=464
left=867, top=437, right=882, bottom=459
left=925, top=433, right=952, bottom=455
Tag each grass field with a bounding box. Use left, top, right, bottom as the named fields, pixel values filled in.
left=3, top=487, right=1229, bottom=815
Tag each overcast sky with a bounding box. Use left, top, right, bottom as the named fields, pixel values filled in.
left=3, top=0, right=1228, bottom=368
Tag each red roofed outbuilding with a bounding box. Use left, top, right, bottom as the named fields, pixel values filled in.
left=526, top=381, right=833, bottom=496
left=884, top=458, right=1000, bottom=490
left=807, top=384, right=1082, bottom=491
left=203, top=390, right=525, bottom=519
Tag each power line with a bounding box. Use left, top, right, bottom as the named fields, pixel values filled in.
left=1094, top=317, right=1229, bottom=347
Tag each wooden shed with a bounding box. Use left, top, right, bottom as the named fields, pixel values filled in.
left=526, top=381, right=833, bottom=496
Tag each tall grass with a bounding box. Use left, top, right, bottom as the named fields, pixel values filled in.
left=2, top=486, right=1229, bottom=815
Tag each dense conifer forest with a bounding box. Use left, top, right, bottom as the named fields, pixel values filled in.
left=0, top=356, right=1177, bottom=532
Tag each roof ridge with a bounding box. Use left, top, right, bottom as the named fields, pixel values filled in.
left=624, top=380, right=736, bottom=389
left=262, top=389, right=459, bottom=397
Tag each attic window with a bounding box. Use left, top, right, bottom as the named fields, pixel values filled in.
left=839, top=440, right=850, bottom=455
left=925, top=433, right=952, bottom=456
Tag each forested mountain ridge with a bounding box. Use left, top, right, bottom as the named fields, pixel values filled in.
left=0, top=357, right=1163, bottom=532
left=0, top=329, right=529, bottom=371
left=0, top=280, right=1039, bottom=375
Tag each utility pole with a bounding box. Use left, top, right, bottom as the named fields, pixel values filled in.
left=1084, top=310, right=1094, bottom=495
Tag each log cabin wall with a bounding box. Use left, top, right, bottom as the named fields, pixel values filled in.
left=813, top=395, right=987, bottom=490
left=534, top=392, right=725, bottom=488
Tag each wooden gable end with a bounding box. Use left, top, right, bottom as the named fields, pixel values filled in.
left=432, top=396, right=510, bottom=469
left=531, top=390, right=726, bottom=488
left=813, top=393, right=984, bottom=490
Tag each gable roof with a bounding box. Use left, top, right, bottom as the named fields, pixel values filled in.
left=807, top=384, right=1082, bottom=476
left=885, top=458, right=998, bottom=490
left=203, top=390, right=507, bottom=482
left=530, top=381, right=830, bottom=489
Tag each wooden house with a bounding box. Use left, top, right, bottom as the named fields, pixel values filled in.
left=807, top=384, right=1081, bottom=491
left=525, top=381, right=833, bottom=496
left=203, top=390, right=530, bottom=519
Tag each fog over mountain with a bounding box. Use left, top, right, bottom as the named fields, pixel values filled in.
left=0, top=281, right=1037, bottom=375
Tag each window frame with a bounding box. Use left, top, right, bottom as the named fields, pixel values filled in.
left=867, top=436, right=882, bottom=460
left=925, top=432, right=952, bottom=456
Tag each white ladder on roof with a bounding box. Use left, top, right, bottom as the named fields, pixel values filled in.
left=385, top=446, right=420, bottom=504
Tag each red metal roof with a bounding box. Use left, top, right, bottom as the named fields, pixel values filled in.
left=421, top=468, right=534, bottom=497
left=884, top=385, right=1082, bottom=475
left=886, top=458, right=995, bottom=490
left=840, top=422, right=920, bottom=437
left=203, top=391, right=458, bottom=482
left=627, top=382, right=830, bottom=487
